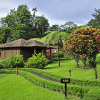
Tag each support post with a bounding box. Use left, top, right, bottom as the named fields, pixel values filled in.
left=69, top=70, right=71, bottom=77
left=34, top=48, right=36, bottom=54
left=50, top=49, right=51, bottom=59
left=65, top=83, right=67, bottom=98
left=16, top=66, right=18, bottom=75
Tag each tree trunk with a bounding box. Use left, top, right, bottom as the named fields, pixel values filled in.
left=93, top=68, right=98, bottom=79
left=88, top=52, right=97, bottom=79
left=74, top=54, right=79, bottom=68
left=58, top=42, right=60, bottom=66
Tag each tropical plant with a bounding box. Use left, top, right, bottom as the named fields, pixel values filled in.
left=25, top=53, right=48, bottom=69
left=44, top=31, right=69, bottom=66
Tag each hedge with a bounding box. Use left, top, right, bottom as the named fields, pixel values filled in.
left=83, top=88, right=100, bottom=100
left=0, top=69, right=16, bottom=74
left=18, top=70, right=89, bottom=97
left=19, top=68, right=100, bottom=87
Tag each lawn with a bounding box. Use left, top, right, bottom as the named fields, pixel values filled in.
left=0, top=74, right=80, bottom=100
left=21, top=59, right=98, bottom=80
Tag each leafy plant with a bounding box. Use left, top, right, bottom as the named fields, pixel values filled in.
left=53, top=51, right=64, bottom=58
left=25, top=53, right=48, bottom=69
left=1, top=55, right=24, bottom=68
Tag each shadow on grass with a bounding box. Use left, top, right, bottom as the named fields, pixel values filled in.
left=52, top=58, right=72, bottom=61
left=44, top=66, right=58, bottom=69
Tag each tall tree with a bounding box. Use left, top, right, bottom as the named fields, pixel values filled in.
left=49, top=24, right=59, bottom=31
left=87, top=8, right=100, bottom=28
left=16, top=4, right=31, bottom=24
left=35, top=16, right=49, bottom=38
left=60, top=21, right=77, bottom=33
left=32, top=8, right=37, bottom=17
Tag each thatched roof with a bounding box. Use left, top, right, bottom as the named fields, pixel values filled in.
left=0, top=38, right=54, bottom=49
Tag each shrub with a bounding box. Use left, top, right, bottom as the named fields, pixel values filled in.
left=25, top=53, right=48, bottom=69
left=53, top=51, right=64, bottom=58
left=3, top=55, right=24, bottom=68
left=0, top=59, right=4, bottom=69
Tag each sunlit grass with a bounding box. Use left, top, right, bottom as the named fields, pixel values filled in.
left=0, top=74, right=80, bottom=100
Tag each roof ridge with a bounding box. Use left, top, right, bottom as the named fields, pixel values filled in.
left=20, top=38, right=27, bottom=46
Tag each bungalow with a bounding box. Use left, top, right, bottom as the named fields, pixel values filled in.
left=0, top=39, right=54, bottom=60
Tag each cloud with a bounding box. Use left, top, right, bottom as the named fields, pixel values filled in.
left=0, top=0, right=100, bottom=26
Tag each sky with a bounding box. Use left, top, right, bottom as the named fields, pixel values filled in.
left=0, top=0, right=100, bottom=26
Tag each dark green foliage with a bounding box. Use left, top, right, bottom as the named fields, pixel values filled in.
left=0, top=59, right=4, bottom=69
left=0, top=4, right=49, bottom=43
left=53, top=51, right=64, bottom=58
left=83, top=88, right=100, bottom=100
left=0, top=69, right=16, bottom=74
left=1, top=55, right=24, bottom=68
left=88, top=8, right=100, bottom=28
left=35, top=16, right=49, bottom=37
left=49, top=24, right=59, bottom=31
left=60, top=21, right=77, bottom=33
left=25, top=53, right=48, bottom=69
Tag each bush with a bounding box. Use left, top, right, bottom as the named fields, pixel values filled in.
left=1, top=55, right=24, bottom=68
left=0, top=59, right=4, bottom=69
left=25, top=53, right=48, bottom=69
left=53, top=51, right=64, bottom=58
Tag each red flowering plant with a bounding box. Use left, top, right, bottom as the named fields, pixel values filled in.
left=64, top=27, right=100, bottom=79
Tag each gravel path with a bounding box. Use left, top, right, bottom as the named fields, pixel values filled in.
left=30, top=71, right=60, bottom=82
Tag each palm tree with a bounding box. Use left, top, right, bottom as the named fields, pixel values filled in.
left=44, top=31, right=69, bottom=66
left=32, top=8, right=37, bottom=16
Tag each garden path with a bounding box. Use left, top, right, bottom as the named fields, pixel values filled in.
left=30, top=71, right=60, bottom=82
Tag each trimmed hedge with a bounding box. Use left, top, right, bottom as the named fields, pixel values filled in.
left=0, top=69, right=16, bottom=74
left=18, top=70, right=89, bottom=97
left=83, top=88, right=100, bottom=100
left=19, top=68, right=100, bottom=87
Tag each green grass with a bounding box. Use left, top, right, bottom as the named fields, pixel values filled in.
left=0, top=74, right=80, bottom=100
left=22, top=59, right=96, bottom=80
left=43, top=59, right=100, bottom=80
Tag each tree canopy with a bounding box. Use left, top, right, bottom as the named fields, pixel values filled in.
left=44, top=31, right=69, bottom=66
left=87, top=8, right=100, bottom=28
left=0, top=4, right=49, bottom=43
left=64, top=27, right=100, bottom=78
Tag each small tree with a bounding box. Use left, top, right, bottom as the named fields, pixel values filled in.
left=64, top=27, right=100, bottom=79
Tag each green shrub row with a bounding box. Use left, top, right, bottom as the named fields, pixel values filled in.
left=19, top=68, right=100, bottom=87
left=71, top=78, right=100, bottom=87
left=0, top=69, right=16, bottom=74
left=18, top=70, right=89, bottom=97
left=83, top=88, right=100, bottom=100
left=0, top=55, right=24, bottom=68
